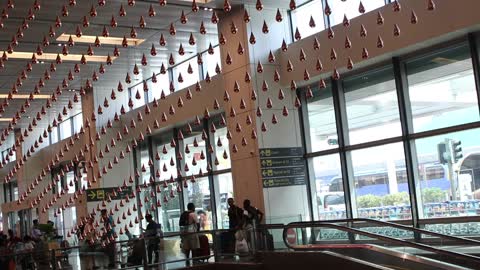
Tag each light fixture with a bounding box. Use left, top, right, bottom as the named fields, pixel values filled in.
left=0, top=118, right=13, bottom=122
left=56, top=34, right=145, bottom=46
left=2, top=51, right=115, bottom=63
left=0, top=94, right=51, bottom=99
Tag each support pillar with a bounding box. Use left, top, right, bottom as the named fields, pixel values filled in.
left=219, top=5, right=310, bottom=223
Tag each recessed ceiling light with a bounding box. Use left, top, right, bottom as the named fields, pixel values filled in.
left=1, top=51, right=115, bottom=63
left=57, top=43, right=62, bottom=47
left=0, top=94, right=51, bottom=99
left=56, top=34, right=145, bottom=46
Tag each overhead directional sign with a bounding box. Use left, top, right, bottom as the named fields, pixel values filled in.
left=260, top=157, right=304, bottom=168
left=260, top=147, right=304, bottom=158
left=263, top=176, right=306, bottom=188
left=260, top=147, right=306, bottom=188
left=86, top=186, right=132, bottom=202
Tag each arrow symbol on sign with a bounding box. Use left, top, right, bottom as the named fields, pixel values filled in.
left=88, top=190, right=96, bottom=200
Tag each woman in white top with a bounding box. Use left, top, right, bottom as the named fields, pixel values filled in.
left=181, top=203, right=200, bottom=266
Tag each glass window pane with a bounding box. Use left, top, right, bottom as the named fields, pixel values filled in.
left=291, top=0, right=325, bottom=40
left=186, top=177, right=212, bottom=231
left=59, top=119, right=72, bottom=140
left=351, top=143, right=412, bottom=220
left=129, top=86, right=147, bottom=110
left=150, top=73, right=170, bottom=101
left=407, top=44, right=479, bottom=133
left=215, top=173, right=234, bottom=229
left=344, top=67, right=402, bottom=145
left=173, top=58, right=199, bottom=90
left=213, top=127, right=231, bottom=170
left=414, top=128, right=480, bottom=218
left=329, top=0, right=385, bottom=27
left=157, top=183, right=181, bottom=232
left=310, top=155, right=346, bottom=220
left=66, top=171, right=75, bottom=194
left=73, top=114, right=83, bottom=134
left=156, top=141, right=177, bottom=181
left=50, top=127, right=59, bottom=144
left=139, top=147, right=154, bottom=232
left=12, top=182, right=18, bottom=201
left=306, top=84, right=338, bottom=152
left=203, top=46, right=221, bottom=78
left=184, top=135, right=207, bottom=175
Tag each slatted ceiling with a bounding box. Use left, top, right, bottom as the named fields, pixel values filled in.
left=0, top=0, right=227, bottom=135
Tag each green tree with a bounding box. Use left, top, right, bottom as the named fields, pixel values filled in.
left=382, top=192, right=410, bottom=206
left=422, top=188, right=446, bottom=203
left=357, top=194, right=382, bottom=208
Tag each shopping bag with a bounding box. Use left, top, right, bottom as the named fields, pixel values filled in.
left=235, top=230, right=246, bottom=241
left=235, top=239, right=249, bottom=254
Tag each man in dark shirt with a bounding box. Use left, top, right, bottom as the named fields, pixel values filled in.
left=101, top=209, right=115, bottom=268
left=227, top=198, right=244, bottom=230
left=144, top=214, right=161, bottom=264
left=243, top=199, right=263, bottom=226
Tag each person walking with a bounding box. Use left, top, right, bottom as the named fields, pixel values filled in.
left=179, top=203, right=199, bottom=266
left=101, top=209, right=116, bottom=268
left=144, top=214, right=161, bottom=265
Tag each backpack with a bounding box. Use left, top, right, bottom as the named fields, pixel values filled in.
left=179, top=211, right=190, bottom=227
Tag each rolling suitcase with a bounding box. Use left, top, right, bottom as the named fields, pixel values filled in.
left=193, top=234, right=210, bottom=261
left=219, top=231, right=235, bottom=254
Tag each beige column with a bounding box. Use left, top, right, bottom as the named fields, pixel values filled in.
left=76, top=87, right=100, bottom=220
left=218, top=7, right=265, bottom=213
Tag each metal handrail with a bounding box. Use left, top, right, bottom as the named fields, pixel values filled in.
left=288, top=218, right=480, bottom=245
left=282, top=222, right=480, bottom=269
left=0, top=223, right=286, bottom=270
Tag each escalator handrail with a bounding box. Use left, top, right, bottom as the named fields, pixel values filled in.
left=282, top=222, right=480, bottom=267
left=288, top=218, right=480, bottom=245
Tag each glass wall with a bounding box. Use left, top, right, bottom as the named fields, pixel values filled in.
left=328, top=0, right=385, bottom=27
left=290, top=0, right=388, bottom=40
left=291, top=0, right=325, bottom=39
left=140, top=114, right=231, bottom=233
left=202, top=45, right=221, bottom=78
left=183, top=132, right=208, bottom=176
left=72, top=113, right=83, bottom=134
left=302, top=40, right=480, bottom=226
left=173, top=58, right=201, bottom=90
left=306, top=85, right=338, bottom=152
left=406, top=44, right=479, bottom=133
left=414, top=129, right=480, bottom=218
left=343, top=67, right=401, bottom=145
left=215, top=173, right=234, bottom=229
left=309, top=155, right=345, bottom=220
left=59, top=118, right=72, bottom=140
left=149, top=73, right=170, bottom=102
left=50, top=126, right=59, bottom=145
left=153, top=131, right=182, bottom=233
left=186, top=176, right=212, bottom=231
left=350, top=143, right=411, bottom=220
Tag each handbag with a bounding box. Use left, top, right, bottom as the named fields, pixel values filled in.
left=235, top=238, right=249, bottom=254
left=235, top=230, right=246, bottom=241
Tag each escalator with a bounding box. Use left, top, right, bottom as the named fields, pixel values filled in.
left=282, top=219, right=480, bottom=270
